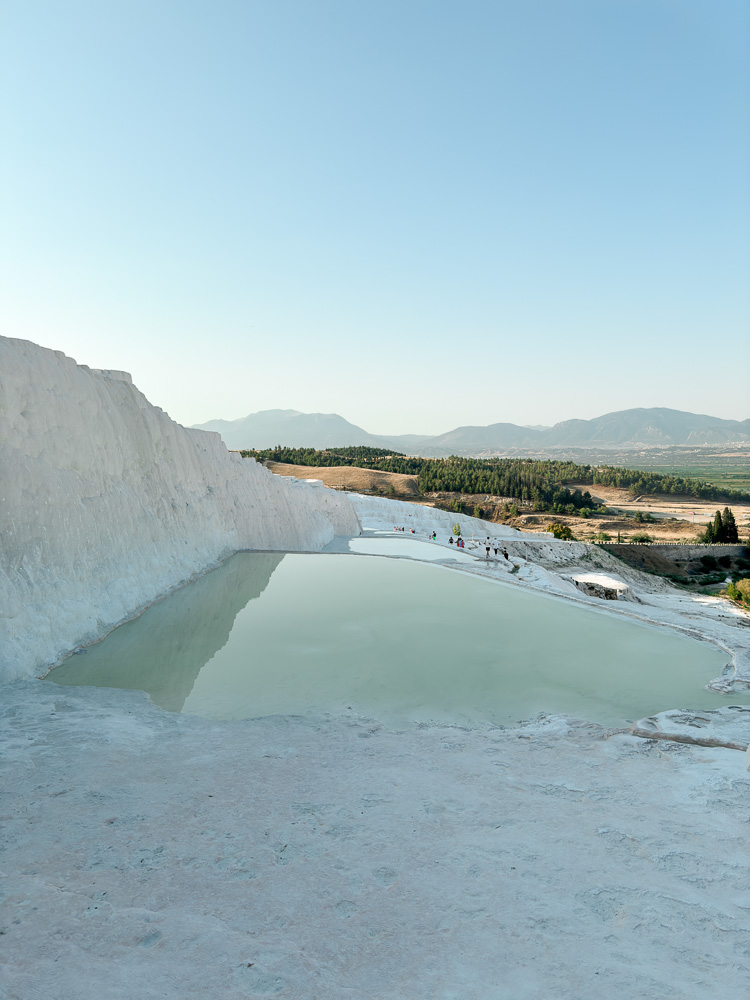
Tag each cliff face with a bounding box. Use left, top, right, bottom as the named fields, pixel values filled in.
left=0, top=337, right=360, bottom=681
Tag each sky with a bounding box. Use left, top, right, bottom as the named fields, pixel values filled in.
left=2, top=0, right=749, bottom=435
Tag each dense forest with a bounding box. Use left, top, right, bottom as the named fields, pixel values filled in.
left=243, top=446, right=750, bottom=510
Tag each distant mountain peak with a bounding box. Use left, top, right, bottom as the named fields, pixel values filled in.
left=192, top=407, right=750, bottom=455
left=192, top=410, right=373, bottom=450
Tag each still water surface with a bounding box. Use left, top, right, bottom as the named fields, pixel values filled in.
left=49, top=551, right=745, bottom=728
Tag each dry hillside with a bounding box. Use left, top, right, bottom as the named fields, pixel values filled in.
left=264, top=461, right=421, bottom=498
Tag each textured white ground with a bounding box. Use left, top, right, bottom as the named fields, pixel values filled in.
left=2, top=682, right=749, bottom=1000
left=3, top=343, right=750, bottom=997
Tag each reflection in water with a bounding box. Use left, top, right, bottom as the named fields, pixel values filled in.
left=49, top=551, right=746, bottom=728
left=50, top=553, right=284, bottom=711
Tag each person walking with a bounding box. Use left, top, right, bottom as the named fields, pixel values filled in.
left=485, top=537, right=491, bottom=560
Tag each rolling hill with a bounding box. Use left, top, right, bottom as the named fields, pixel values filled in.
left=192, top=407, right=750, bottom=455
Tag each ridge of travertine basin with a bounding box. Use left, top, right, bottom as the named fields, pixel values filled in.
left=631, top=705, right=750, bottom=751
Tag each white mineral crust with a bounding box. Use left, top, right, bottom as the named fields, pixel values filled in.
left=0, top=336, right=360, bottom=681
left=2, top=682, right=749, bottom=1000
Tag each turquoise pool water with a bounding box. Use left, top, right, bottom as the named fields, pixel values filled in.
left=48, top=551, right=745, bottom=728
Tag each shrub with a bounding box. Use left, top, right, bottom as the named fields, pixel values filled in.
left=631, top=533, right=653, bottom=544
left=453, top=522, right=461, bottom=537
left=548, top=523, right=574, bottom=540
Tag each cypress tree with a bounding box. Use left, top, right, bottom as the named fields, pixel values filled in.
left=712, top=509, right=724, bottom=543
left=722, top=507, right=739, bottom=544
left=703, top=519, right=715, bottom=544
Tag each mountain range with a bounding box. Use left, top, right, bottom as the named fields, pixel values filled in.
left=192, top=407, right=750, bottom=456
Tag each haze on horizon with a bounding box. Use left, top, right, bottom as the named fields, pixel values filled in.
left=2, top=0, right=748, bottom=435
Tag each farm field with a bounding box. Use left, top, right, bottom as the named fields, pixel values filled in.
left=497, top=449, right=750, bottom=492
left=631, top=463, right=750, bottom=492
left=589, top=450, right=750, bottom=492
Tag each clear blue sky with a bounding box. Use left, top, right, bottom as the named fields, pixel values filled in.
left=2, top=0, right=748, bottom=434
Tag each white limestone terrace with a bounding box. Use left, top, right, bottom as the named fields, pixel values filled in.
left=0, top=336, right=360, bottom=682
left=343, top=492, right=750, bottom=699
left=3, top=338, right=750, bottom=998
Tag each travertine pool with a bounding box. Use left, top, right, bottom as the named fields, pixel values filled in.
left=48, top=550, right=747, bottom=727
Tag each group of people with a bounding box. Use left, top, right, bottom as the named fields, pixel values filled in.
left=389, top=525, right=509, bottom=562
left=483, top=537, right=509, bottom=561
left=443, top=532, right=510, bottom=561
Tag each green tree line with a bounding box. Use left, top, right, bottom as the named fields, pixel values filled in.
left=242, top=447, right=750, bottom=511
left=242, top=445, right=407, bottom=467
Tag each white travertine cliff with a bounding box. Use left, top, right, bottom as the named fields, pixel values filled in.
left=0, top=336, right=360, bottom=681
